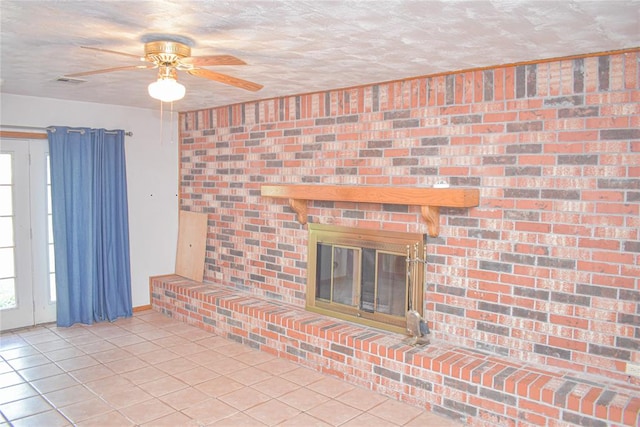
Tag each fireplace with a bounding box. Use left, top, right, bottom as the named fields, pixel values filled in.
left=306, top=224, right=426, bottom=334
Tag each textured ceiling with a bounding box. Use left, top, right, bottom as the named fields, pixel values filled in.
left=1, top=0, right=638, bottom=112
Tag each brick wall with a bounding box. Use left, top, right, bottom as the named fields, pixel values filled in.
left=179, top=50, right=639, bottom=390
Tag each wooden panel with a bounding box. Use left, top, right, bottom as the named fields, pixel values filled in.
left=261, top=184, right=480, bottom=207
left=175, top=210, right=208, bottom=282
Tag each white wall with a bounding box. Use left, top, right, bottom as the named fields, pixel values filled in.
left=0, top=93, right=179, bottom=308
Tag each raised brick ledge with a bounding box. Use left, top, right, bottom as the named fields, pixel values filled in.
left=150, top=274, right=640, bottom=426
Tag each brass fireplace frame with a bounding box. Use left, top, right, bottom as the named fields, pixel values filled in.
left=306, top=224, right=425, bottom=334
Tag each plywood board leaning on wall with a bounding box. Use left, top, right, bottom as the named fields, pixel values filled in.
left=175, top=210, right=208, bottom=282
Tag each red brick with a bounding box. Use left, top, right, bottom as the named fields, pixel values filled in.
left=518, top=409, right=547, bottom=425
left=518, top=398, right=560, bottom=419
left=577, top=260, right=620, bottom=275
left=623, top=397, right=640, bottom=426
left=484, top=112, right=518, bottom=123
left=468, top=395, right=506, bottom=416
left=527, top=375, right=554, bottom=402
left=548, top=336, right=587, bottom=352
left=580, top=387, right=604, bottom=416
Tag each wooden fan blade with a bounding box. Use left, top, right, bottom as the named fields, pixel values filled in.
left=181, top=55, right=247, bottom=66
left=81, top=46, right=145, bottom=61
left=187, top=68, right=263, bottom=92
left=64, top=64, right=153, bottom=78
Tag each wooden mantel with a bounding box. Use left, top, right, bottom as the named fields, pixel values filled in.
left=260, top=184, right=480, bottom=237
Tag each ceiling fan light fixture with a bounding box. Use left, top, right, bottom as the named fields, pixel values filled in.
left=148, top=78, right=185, bottom=102
left=148, top=66, right=185, bottom=102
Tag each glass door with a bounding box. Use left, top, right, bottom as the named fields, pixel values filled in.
left=0, top=138, right=56, bottom=330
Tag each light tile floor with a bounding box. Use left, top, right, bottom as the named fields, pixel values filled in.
left=0, top=310, right=463, bottom=426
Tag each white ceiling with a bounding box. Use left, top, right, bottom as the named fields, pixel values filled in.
left=1, top=1, right=638, bottom=112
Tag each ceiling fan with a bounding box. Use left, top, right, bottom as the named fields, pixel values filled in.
left=64, top=40, right=263, bottom=102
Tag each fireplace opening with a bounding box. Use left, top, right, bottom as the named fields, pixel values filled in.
left=306, top=224, right=425, bottom=334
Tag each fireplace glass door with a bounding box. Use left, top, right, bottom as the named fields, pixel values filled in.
left=367, top=250, right=406, bottom=316
left=316, top=245, right=360, bottom=306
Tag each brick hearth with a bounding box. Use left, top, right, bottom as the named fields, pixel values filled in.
left=151, top=275, right=640, bottom=426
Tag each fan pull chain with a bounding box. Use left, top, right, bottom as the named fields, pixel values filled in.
left=170, top=101, right=175, bottom=144
left=159, top=100, right=165, bottom=145
left=157, top=100, right=177, bottom=145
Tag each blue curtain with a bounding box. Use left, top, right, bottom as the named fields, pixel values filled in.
left=48, top=126, right=132, bottom=327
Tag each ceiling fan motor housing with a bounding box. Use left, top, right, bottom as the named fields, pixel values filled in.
left=144, top=41, right=191, bottom=65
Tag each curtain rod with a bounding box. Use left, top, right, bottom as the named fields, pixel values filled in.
left=0, top=124, right=133, bottom=137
